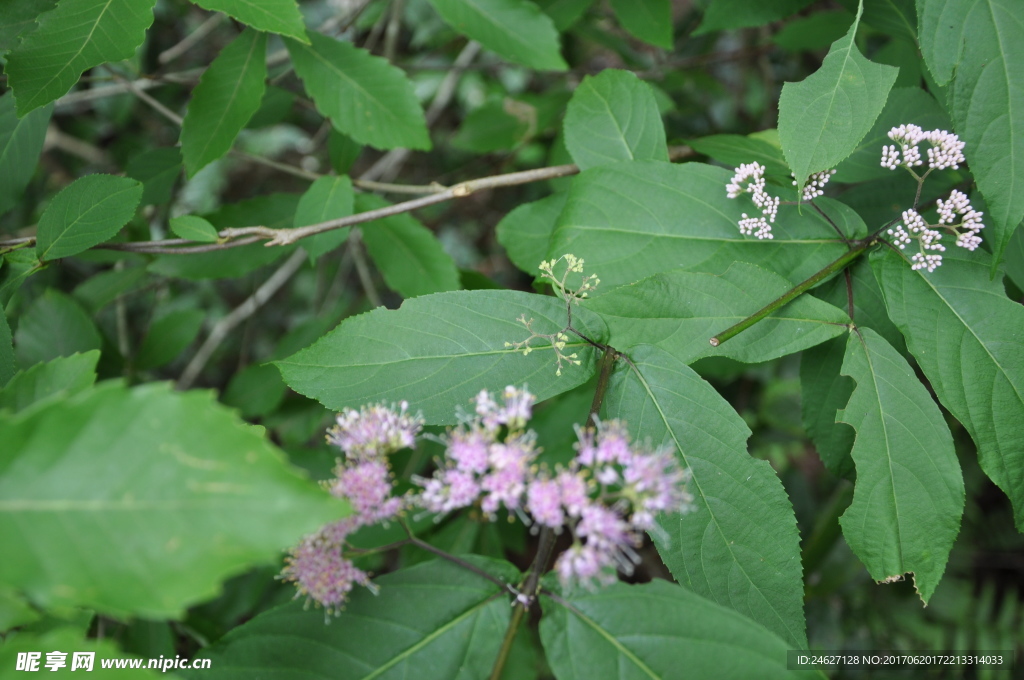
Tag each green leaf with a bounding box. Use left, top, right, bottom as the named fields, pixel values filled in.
left=358, top=193, right=461, bottom=297
left=1006, top=222, right=1024, bottom=291
left=874, top=247, right=1024, bottom=529
left=774, top=11, right=855, bottom=51
left=687, top=133, right=791, bottom=179
left=537, top=0, right=595, bottom=31
left=799, top=338, right=855, bottom=478
left=0, top=628, right=161, bottom=679
left=181, top=29, right=267, bottom=177
left=73, top=266, right=148, bottom=312
left=0, top=310, right=15, bottom=388
left=169, top=215, right=220, bottom=243
left=584, top=263, right=850, bottom=364
left=295, top=175, right=355, bottom=262
left=0, top=0, right=57, bottom=52
left=540, top=580, right=819, bottom=679
left=149, top=194, right=299, bottom=280
left=563, top=70, right=668, bottom=170
left=451, top=98, right=533, bottom=153
left=604, top=345, right=807, bottom=648
left=222, top=363, right=286, bottom=418
left=195, top=557, right=518, bottom=679
left=126, top=147, right=183, bottom=206
left=135, top=308, right=206, bottom=370
left=549, top=161, right=857, bottom=290
left=188, top=0, right=307, bottom=42
left=497, top=192, right=567, bottom=275
left=837, top=327, right=964, bottom=601
left=426, top=0, right=567, bottom=70
left=14, top=290, right=101, bottom=367
left=0, top=93, right=51, bottom=217
left=0, top=351, right=99, bottom=414
left=0, top=381, right=345, bottom=618
left=918, top=0, right=1024, bottom=264
left=608, top=0, right=671, bottom=48
left=833, top=87, right=950, bottom=183
left=812, top=257, right=906, bottom=353
left=276, top=290, right=607, bottom=425
left=697, top=0, right=813, bottom=33
left=35, top=175, right=143, bottom=261
left=287, top=32, right=430, bottom=151
left=778, top=1, right=899, bottom=188
left=4, top=0, right=157, bottom=115
left=864, top=0, right=916, bottom=40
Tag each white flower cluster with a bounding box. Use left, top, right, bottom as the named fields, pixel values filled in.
left=725, top=162, right=778, bottom=239
left=936, top=189, right=984, bottom=251
left=793, top=169, right=836, bottom=201
left=880, top=124, right=966, bottom=171
left=885, top=190, right=985, bottom=272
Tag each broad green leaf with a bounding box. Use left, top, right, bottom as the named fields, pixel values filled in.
left=4, top=0, right=157, bottom=115
left=863, top=0, right=916, bottom=39
left=540, top=580, right=819, bottom=679
left=0, top=588, right=41, bottom=631
left=697, top=0, right=813, bottom=33
left=548, top=161, right=857, bottom=290
left=604, top=345, right=807, bottom=648
left=246, top=84, right=297, bottom=129
left=287, top=33, right=430, bottom=151
left=427, top=0, right=566, bottom=70
left=126, top=147, right=183, bottom=206
left=0, top=250, right=42, bottom=308
left=135, top=309, right=206, bottom=370
left=0, top=351, right=99, bottom=414
left=584, top=263, right=850, bottom=364
left=918, top=0, right=1024, bottom=263
left=1006, top=223, right=1024, bottom=291
left=35, top=175, right=143, bottom=261
left=812, top=257, right=906, bottom=353
left=537, top=0, right=595, bottom=31
left=181, top=29, right=267, bottom=177
left=873, top=247, right=1024, bottom=529
left=451, top=99, right=534, bottom=152
left=0, top=311, right=15, bottom=387
left=188, top=0, right=307, bottom=42
left=222, top=363, right=285, bottom=418
left=295, top=175, right=354, bottom=262
left=687, top=133, right=790, bottom=179
left=497, top=192, right=567, bottom=275
left=276, top=290, right=608, bottom=425
left=773, top=11, right=855, bottom=51
left=358, top=194, right=461, bottom=297
left=563, top=70, right=668, bottom=171
left=799, top=338, right=855, bottom=478
left=837, top=327, right=964, bottom=601
left=169, top=215, right=219, bottom=243
left=194, top=558, right=519, bottom=679
left=834, top=87, right=950, bottom=184
left=0, top=381, right=345, bottom=618
left=149, top=194, right=299, bottom=280
left=0, top=93, right=51, bottom=217
left=14, top=290, right=101, bottom=367
left=608, top=0, right=671, bottom=48
left=328, top=129, right=363, bottom=174
left=778, top=1, right=899, bottom=188
left=0, top=0, right=57, bottom=52
left=0, top=628, right=160, bottom=679
left=73, top=266, right=148, bottom=312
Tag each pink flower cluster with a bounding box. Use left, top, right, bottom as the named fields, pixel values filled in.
left=281, top=402, right=424, bottom=615
left=881, top=124, right=966, bottom=171
left=884, top=190, right=985, bottom=272
left=283, top=388, right=694, bottom=612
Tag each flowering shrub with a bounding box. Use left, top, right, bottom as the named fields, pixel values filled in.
left=284, top=389, right=692, bottom=613
left=2, top=0, right=1022, bottom=677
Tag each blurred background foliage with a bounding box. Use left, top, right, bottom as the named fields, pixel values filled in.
left=1, top=0, right=1021, bottom=677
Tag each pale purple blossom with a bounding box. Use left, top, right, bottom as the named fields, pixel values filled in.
left=331, top=460, right=404, bottom=525
left=328, top=401, right=423, bottom=458
left=281, top=522, right=375, bottom=615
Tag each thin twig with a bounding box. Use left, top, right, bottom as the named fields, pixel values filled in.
left=121, top=76, right=184, bottom=125
left=159, top=13, right=226, bottom=65
left=384, top=0, right=405, bottom=64
left=230, top=149, right=322, bottom=181
left=348, top=230, right=382, bottom=308
left=176, top=248, right=307, bottom=389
